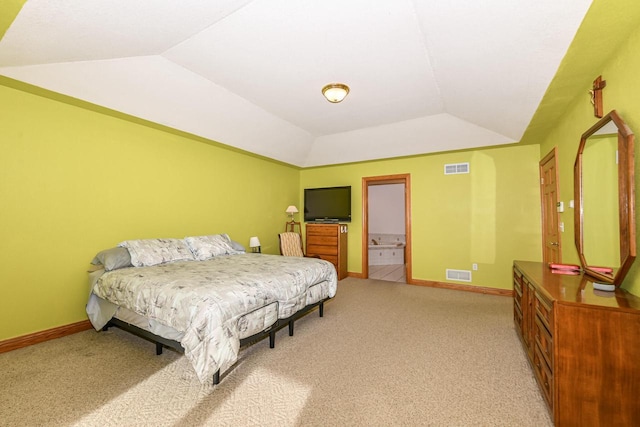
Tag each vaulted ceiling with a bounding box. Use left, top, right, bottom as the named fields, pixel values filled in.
left=0, top=0, right=593, bottom=167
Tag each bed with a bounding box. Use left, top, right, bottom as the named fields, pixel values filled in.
left=86, top=234, right=338, bottom=384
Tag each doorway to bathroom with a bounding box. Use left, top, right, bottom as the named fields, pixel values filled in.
left=362, top=174, right=412, bottom=283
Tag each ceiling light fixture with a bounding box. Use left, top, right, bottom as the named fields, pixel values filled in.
left=322, top=83, right=350, bottom=103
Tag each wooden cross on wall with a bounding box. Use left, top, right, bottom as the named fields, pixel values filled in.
left=590, top=75, right=606, bottom=118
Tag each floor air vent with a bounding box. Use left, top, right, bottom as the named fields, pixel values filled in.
left=446, top=269, right=472, bottom=282
left=444, top=162, right=470, bottom=175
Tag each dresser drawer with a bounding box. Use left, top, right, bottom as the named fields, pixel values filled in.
left=513, top=272, right=523, bottom=307
left=307, top=235, right=338, bottom=246
left=514, top=285, right=522, bottom=312
left=513, top=266, right=523, bottom=284
left=307, top=244, right=338, bottom=256
left=535, top=316, right=553, bottom=370
left=535, top=292, right=553, bottom=332
left=533, top=344, right=554, bottom=411
left=514, top=304, right=523, bottom=337
left=307, top=226, right=338, bottom=236
left=514, top=276, right=523, bottom=299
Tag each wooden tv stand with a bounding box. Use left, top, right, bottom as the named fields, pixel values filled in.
left=513, top=261, right=640, bottom=426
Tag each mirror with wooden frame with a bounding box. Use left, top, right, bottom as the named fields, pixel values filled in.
left=574, top=110, right=636, bottom=287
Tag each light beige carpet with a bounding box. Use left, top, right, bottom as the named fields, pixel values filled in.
left=0, top=278, right=552, bottom=426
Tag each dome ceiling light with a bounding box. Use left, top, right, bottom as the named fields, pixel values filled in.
left=322, top=83, right=350, bottom=103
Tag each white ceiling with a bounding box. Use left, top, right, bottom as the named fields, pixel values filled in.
left=0, top=0, right=592, bottom=167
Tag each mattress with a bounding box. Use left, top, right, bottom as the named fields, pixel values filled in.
left=87, top=253, right=337, bottom=382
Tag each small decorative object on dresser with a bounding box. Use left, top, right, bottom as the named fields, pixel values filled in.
left=306, top=223, right=348, bottom=280
left=513, top=260, right=640, bottom=426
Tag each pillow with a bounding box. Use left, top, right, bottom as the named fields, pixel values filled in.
left=223, top=234, right=246, bottom=253
left=118, top=238, right=195, bottom=267
left=185, top=234, right=245, bottom=261
left=91, top=247, right=133, bottom=271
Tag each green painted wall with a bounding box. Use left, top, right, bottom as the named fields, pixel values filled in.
left=0, top=82, right=299, bottom=341
left=300, top=144, right=542, bottom=290
left=538, top=19, right=640, bottom=296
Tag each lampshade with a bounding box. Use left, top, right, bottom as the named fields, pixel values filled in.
left=322, top=83, right=350, bottom=103
left=285, top=205, right=299, bottom=214
left=249, top=236, right=261, bottom=248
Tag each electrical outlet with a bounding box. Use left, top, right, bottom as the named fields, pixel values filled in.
left=472, top=263, right=478, bottom=271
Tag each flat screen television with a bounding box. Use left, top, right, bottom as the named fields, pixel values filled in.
left=304, top=186, right=351, bottom=223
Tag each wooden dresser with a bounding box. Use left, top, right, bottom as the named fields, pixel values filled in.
left=513, top=260, right=640, bottom=426
left=306, top=223, right=348, bottom=280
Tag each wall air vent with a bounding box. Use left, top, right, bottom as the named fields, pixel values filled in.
left=444, top=162, right=470, bottom=175
left=446, top=269, right=472, bottom=282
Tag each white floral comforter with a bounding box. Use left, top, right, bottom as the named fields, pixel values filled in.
left=92, top=254, right=337, bottom=382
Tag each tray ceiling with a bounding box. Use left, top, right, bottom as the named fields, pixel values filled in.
left=0, top=0, right=592, bottom=167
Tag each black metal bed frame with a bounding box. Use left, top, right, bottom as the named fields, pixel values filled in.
left=102, top=298, right=328, bottom=385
